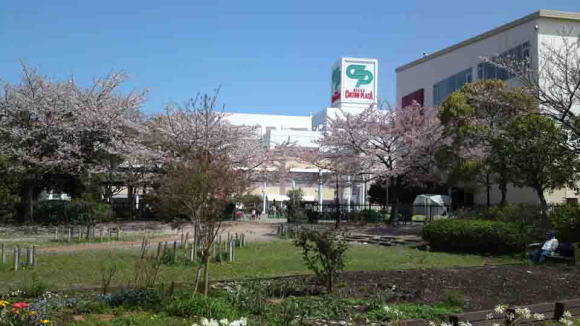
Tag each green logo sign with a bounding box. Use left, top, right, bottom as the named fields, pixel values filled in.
left=346, top=64, right=373, bottom=87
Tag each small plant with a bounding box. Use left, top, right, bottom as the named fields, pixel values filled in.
left=294, top=230, right=348, bottom=293
left=442, top=289, right=465, bottom=308
left=164, top=294, right=242, bottom=320
left=132, top=257, right=161, bottom=289
left=103, top=288, right=162, bottom=309
left=21, top=274, right=52, bottom=298
left=100, top=262, right=118, bottom=295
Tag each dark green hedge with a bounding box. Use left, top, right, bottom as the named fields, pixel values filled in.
left=36, top=199, right=114, bottom=224
left=422, top=219, right=530, bottom=254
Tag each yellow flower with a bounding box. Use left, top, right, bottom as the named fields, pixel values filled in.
left=28, top=310, right=38, bottom=316
left=40, top=320, right=51, bottom=325
left=0, top=300, right=9, bottom=307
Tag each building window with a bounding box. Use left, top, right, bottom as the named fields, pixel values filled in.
left=402, top=89, right=425, bottom=107
left=478, top=41, right=530, bottom=81
left=433, top=68, right=473, bottom=106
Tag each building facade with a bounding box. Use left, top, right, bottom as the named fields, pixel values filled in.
left=396, top=9, right=580, bottom=205
left=225, top=58, right=378, bottom=212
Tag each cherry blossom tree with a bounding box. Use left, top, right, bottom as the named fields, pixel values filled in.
left=0, top=65, right=147, bottom=222
left=318, top=104, right=442, bottom=222
left=146, top=92, right=269, bottom=294
left=489, top=30, right=580, bottom=152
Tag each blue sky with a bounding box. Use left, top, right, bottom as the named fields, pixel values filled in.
left=1, top=1, right=579, bottom=116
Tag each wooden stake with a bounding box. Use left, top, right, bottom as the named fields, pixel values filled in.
left=13, top=247, right=19, bottom=271
left=189, top=243, right=194, bottom=262
left=172, top=241, right=177, bottom=264
left=156, top=242, right=162, bottom=259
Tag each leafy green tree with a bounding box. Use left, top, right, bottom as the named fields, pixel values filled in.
left=438, top=80, right=535, bottom=205
left=494, top=115, right=579, bottom=213
left=286, top=188, right=306, bottom=223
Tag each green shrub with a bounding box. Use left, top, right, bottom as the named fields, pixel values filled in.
left=479, top=204, right=540, bottom=223
left=163, top=294, right=242, bottom=320
left=550, top=205, right=580, bottom=242
left=105, top=288, right=162, bottom=309
left=422, top=219, right=529, bottom=254
left=36, top=199, right=114, bottom=225
left=20, top=273, right=52, bottom=298
left=294, top=230, right=348, bottom=293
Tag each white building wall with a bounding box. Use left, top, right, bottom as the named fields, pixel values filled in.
left=396, top=11, right=580, bottom=206
left=537, top=17, right=580, bottom=115
left=267, top=129, right=321, bottom=149
left=225, top=112, right=312, bottom=135
left=396, top=19, right=539, bottom=108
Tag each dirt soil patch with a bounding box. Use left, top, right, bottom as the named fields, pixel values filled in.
left=288, top=264, right=580, bottom=311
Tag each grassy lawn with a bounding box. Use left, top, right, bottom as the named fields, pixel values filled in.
left=0, top=240, right=521, bottom=291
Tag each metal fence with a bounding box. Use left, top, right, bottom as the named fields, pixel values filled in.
left=302, top=202, right=567, bottom=224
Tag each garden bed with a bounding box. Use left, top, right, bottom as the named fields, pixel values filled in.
left=219, top=264, right=580, bottom=312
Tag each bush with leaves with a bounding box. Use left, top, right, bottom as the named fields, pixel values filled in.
left=35, top=198, right=114, bottom=225
left=422, top=219, right=530, bottom=254
left=549, top=204, right=580, bottom=242
left=294, top=229, right=348, bottom=293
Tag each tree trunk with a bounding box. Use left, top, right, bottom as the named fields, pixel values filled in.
left=499, top=182, right=508, bottom=206
left=390, top=177, right=400, bottom=225
left=22, top=182, right=35, bottom=223
left=485, top=173, right=491, bottom=207
left=202, top=251, right=210, bottom=295
left=537, top=187, right=548, bottom=218
left=335, top=176, right=340, bottom=229
left=193, top=261, right=203, bottom=294
left=327, top=273, right=333, bottom=294
left=128, top=185, right=135, bottom=219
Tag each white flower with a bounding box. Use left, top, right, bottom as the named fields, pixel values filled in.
left=494, top=305, right=506, bottom=314
left=562, top=311, right=572, bottom=318
left=230, top=318, right=248, bottom=326
left=515, top=307, right=531, bottom=319
left=492, top=323, right=501, bottom=326
left=219, top=319, right=229, bottom=325
left=559, top=318, right=573, bottom=326
left=533, top=313, right=545, bottom=320
left=507, top=313, right=516, bottom=321
left=458, top=321, right=472, bottom=326
left=428, top=321, right=436, bottom=326
left=486, top=313, right=494, bottom=320
left=441, top=322, right=453, bottom=326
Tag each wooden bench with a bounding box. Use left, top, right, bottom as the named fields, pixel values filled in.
left=401, top=298, right=580, bottom=326
left=555, top=298, right=580, bottom=320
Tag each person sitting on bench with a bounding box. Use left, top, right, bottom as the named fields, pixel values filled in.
left=529, top=231, right=559, bottom=264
